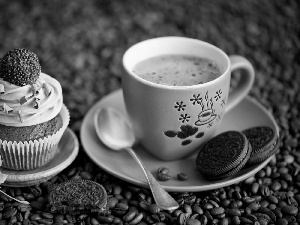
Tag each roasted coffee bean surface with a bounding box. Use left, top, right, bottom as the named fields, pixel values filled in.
left=0, top=0, right=299, bottom=224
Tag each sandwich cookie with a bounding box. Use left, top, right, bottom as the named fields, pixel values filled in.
left=196, top=131, right=252, bottom=181
left=48, top=179, right=107, bottom=215
left=243, top=126, right=278, bottom=166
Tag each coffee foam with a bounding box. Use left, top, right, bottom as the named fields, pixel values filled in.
left=133, top=54, right=221, bottom=86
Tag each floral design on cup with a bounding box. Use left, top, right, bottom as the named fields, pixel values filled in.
left=164, top=89, right=225, bottom=146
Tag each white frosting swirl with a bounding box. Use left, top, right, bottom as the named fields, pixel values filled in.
left=0, top=73, right=62, bottom=127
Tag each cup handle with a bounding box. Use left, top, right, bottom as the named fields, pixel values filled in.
left=225, top=55, right=255, bottom=113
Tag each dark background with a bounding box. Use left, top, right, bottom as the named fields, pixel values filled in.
left=0, top=0, right=300, bottom=224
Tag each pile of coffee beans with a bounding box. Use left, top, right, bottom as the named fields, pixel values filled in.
left=0, top=0, right=299, bottom=224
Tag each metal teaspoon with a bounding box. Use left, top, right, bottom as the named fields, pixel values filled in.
left=94, top=107, right=179, bottom=210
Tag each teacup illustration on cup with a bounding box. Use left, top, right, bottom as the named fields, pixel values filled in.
left=164, top=90, right=225, bottom=146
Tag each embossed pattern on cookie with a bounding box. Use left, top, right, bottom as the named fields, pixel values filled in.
left=196, top=131, right=252, bottom=181
left=48, top=179, right=107, bottom=215
left=243, top=126, right=278, bottom=165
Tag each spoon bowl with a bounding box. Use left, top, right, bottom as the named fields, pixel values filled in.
left=94, top=107, right=179, bottom=210
left=94, top=107, right=135, bottom=150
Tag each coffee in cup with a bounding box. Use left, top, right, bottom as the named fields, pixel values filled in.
left=132, top=54, right=222, bottom=86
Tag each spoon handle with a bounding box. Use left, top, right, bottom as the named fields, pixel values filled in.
left=124, top=147, right=179, bottom=211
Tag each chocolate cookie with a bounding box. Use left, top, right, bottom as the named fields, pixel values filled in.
left=243, top=126, right=278, bottom=165
left=48, top=180, right=107, bottom=215
left=196, top=131, right=252, bottom=181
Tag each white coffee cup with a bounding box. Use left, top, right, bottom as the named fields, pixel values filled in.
left=122, top=37, right=254, bottom=161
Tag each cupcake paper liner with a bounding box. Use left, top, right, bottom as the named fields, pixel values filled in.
left=0, top=104, right=70, bottom=170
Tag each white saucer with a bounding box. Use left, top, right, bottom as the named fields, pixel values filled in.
left=1, top=128, right=79, bottom=187
left=80, top=89, right=279, bottom=192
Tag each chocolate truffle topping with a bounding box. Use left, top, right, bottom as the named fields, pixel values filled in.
left=0, top=48, right=41, bottom=86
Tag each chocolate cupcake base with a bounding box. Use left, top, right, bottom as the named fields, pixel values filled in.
left=0, top=104, right=70, bottom=170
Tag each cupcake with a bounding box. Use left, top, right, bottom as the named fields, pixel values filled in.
left=0, top=48, right=69, bottom=170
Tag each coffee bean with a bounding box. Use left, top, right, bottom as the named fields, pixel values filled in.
left=192, top=205, right=203, bottom=215
left=219, top=217, right=229, bottom=225
left=252, top=195, right=262, bottom=202
left=186, top=218, right=201, bottom=225
left=177, top=173, right=188, bottom=181
left=115, top=202, right=129, bottom=211
left=173, top=209, right=183, bottom=218
left=30, top=214, right=42, bottom=221
left=204, top=210, right=213, bottom=221
left=274, top=191, right=288, bottom=200
left=23, top=212, right=30, bottom=221
left=139, top=200, right=150, bottom=210
left=124, top=191, right=133, bottom=200
left=248, top=202, right=261, bottom=211
left=225, top=208, right=241, bottom=216
left=199, top=215, right=208, bottom=225
left=184, top=195, right=196, bottom=205
left=157, top=167, right=169, bottom=175
left=123, top=209, right=137, bottom=222
left=265, top=166, right=272, bottom=177
left=271, top=172, right=281, bottom=179
left=258, top=218, right=269, bottom=225
left=17, top=204, right=32, bottom=212
left=272, top=209, right=283, bottom=220
left=268, top=203, right=277, bottom=210
left=2, top=208, right=17, bottom=219
left=66, top=214, right=76, bottom=223
left=260, top=186, right=271, bottom=196
left=95, top=215, right=113, bottom=224
left=253, top=213, right=271, bottom=223
left=152, top=222, right=166, bottom=225
left=210, top=207, right=225, bottom=216
left=208, top=200, right=219, bottom=208
left=243, top=197, right=256, bottom=204
left=257, top=207, right=277, bottom=222
left=88, top=217, right=99, bottom=225
left=128, top=212, right=143, bottom=225
left=29, top=186, right=42, bottom=198
left=229, top=200, right=242, bottom=208
left=267, top=195, right=279, bottom=204
left=270, top=181, right=282, bottom=191
left=148, top=204, right=161, bottom=214
left=239, top=216, right=253, bottom=224
left=113, top=186, right=122, bottom=195
left=281, top=205, right=298, bottom=215
left=261, top=178, right=272, bottom=186
left=107, top=197, right=118, bottom=209
left=278, top=201, right=288, bottom=208
left=221, top=199, right=231, bottom=208
left=30, top=201, right=45, bottom=210
left=243, top=214, right=258, bottom=223
left=39, top=219, right=54, bottom=225
left=112, top=208, right=127, bottom=217
left=231, top=215, right=240, bottom=225
left=251, top=183, right=260, bottom=194
left=283, top=215, right=296, bottom=223
left=23, top=194, right=35, bottom=201
left=256, top=170, right=266, bottom=178
left=260, top=200, right=269, bottom=208
left=244, top=176, right=255, bottom=185
left=16, top=212, right=23, bottom=222
left=156, top=173, right=171, bottom=181
left=287, top=197, right=298, bottom=208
